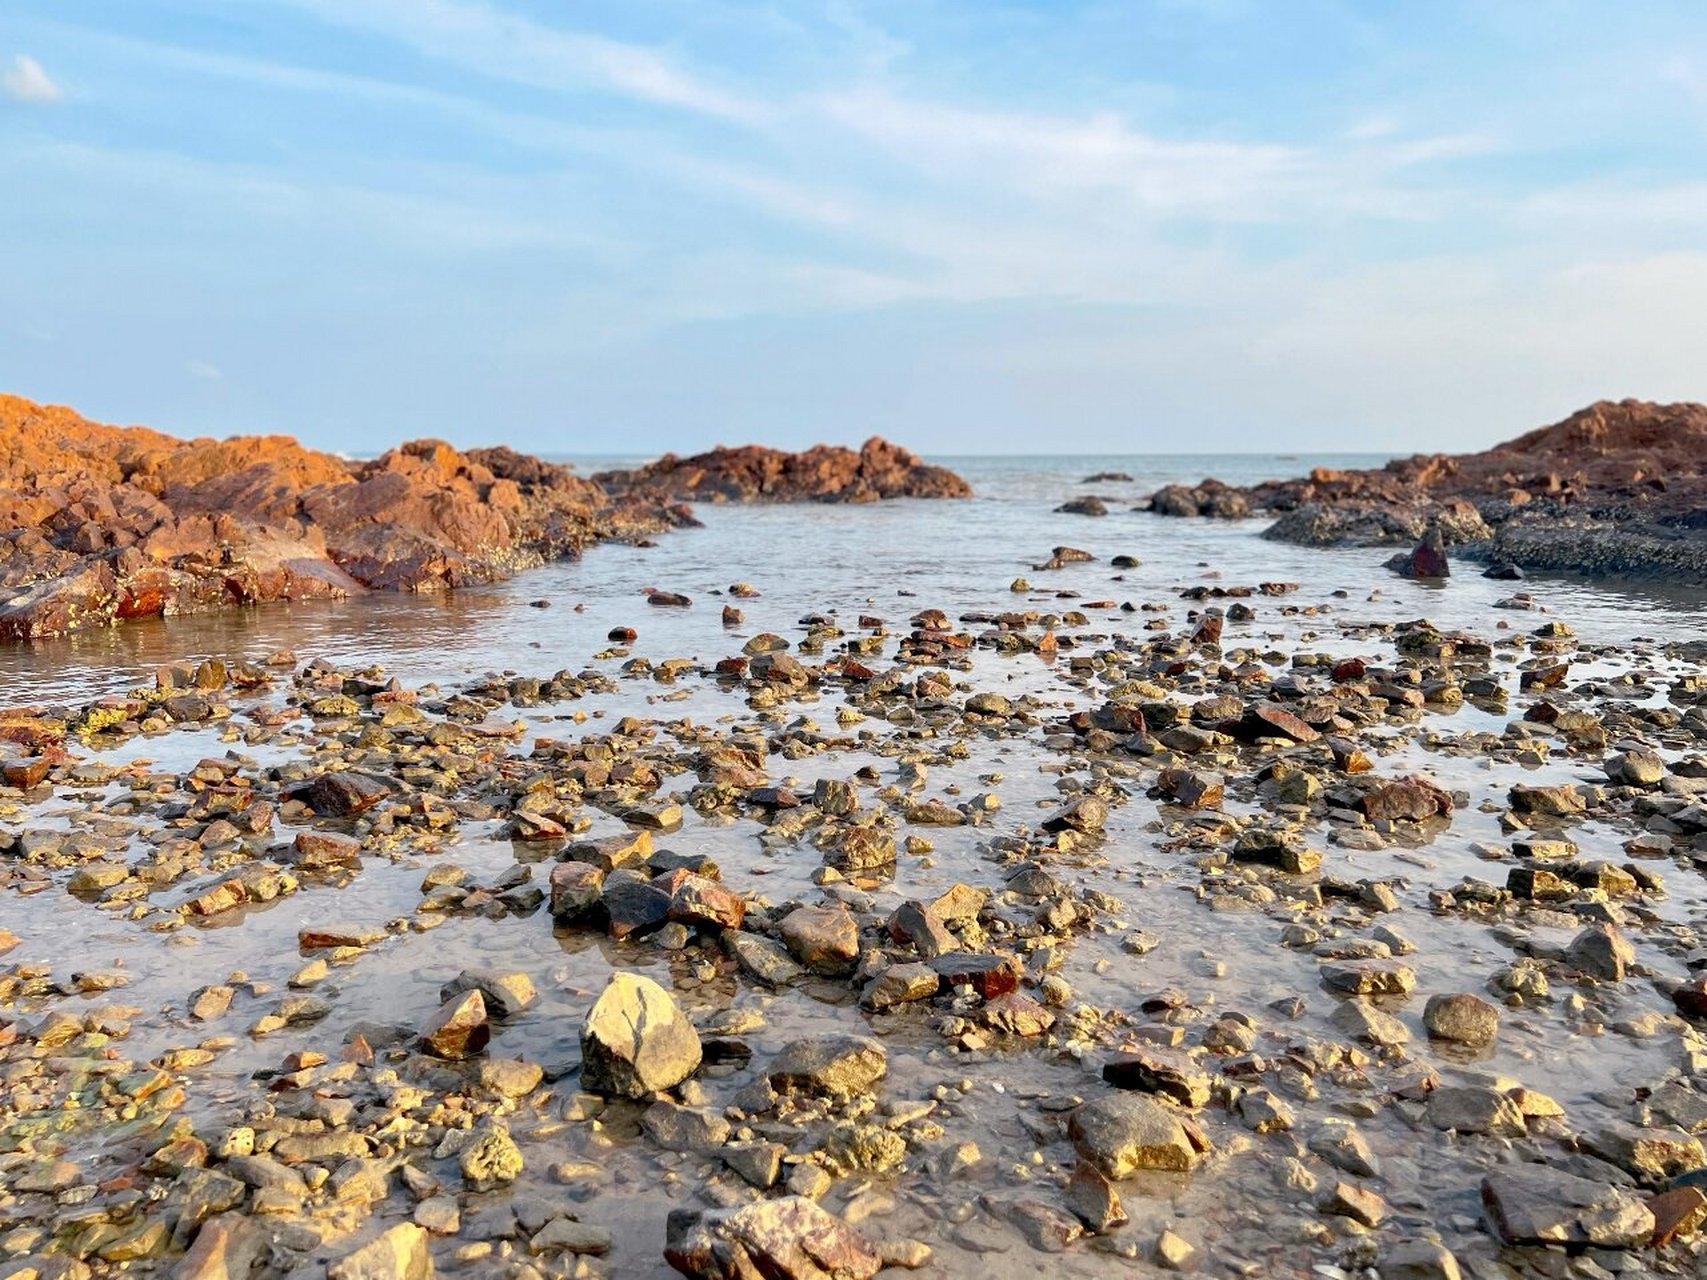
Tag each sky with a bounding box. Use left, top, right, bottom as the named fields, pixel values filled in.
left=2, top=1, right=1705, bottom=456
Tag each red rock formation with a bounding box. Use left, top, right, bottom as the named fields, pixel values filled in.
left=1256, top=400, right=1707, bottom=516
left=594, top=437, right=971, bottom=503
left=0, top=396, right=682, bottom=641
left=0, top=395, right=970, bottom=642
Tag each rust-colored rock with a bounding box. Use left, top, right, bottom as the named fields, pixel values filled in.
left=1231, top=704, right=1321, bottom=744
left=1360, top=775, right=1454, bottom=822
left=420, top=989, right=490, bottom=1059
left=664, top=1197, right=883, bottom=1280
left=0, top=394, right=963, bottom=643
left=595, top=437, right=971, bottom=504
left=1649, top=1187, right=1707, bottom=1246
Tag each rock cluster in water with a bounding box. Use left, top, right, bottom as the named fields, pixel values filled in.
left=592, top=438, right=972, bottom=504
left=1148, top=399, right=1707, bottom=583
left=0, top=395, right=970, bottom=643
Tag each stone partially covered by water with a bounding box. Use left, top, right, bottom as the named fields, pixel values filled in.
left=579, top=972, right=702, bottom=1098
left=1481, top=1165, right=1655, bottom=1248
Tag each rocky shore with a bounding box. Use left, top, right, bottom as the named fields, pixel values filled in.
left=1147, top=400, right=1707, bottom=583
left=0, top=396, right=969, bottom=645
left=593, top=439, right=972, bottom=504
left=5, top=532, right=1707, bottom=1280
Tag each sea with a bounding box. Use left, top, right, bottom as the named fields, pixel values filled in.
left=5, top=451, right=1707, bottom=1274
left=2, top=452, right=1704, bottom=706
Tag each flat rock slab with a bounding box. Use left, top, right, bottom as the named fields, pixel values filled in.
left=1481, top=1165, right=1654, bottom=1248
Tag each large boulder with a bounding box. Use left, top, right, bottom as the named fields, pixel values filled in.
left=579, top=972, right=701, bottom=1098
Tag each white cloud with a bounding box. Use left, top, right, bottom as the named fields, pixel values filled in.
left=3, top=54, right=62, bottom=103
left=185, top=359, right=223, bottom=381
left=820, top=88, right=1304, bottom=218
left=1345, top=113, right=1402, bottom=140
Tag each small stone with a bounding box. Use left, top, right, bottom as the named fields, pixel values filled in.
left=767, top=1035, right=887, bottom=1098
left=327, top=1223, right=433, bottom=1280
left=723, top=1141, right=786, bottom=1189
left=1380, top=1240, right=1462, bottom=1280
left=1308, top=1122, right=1381, bottom=1178
left=1321, top=1180, right=1388, bottom=1227
left=1568, top=924, right=1634, bottom=982
left=1042, top=795, right=1108, bottom=835
left=459, top=1124, right=523, bottom=1191
left=1064, top=1162, right=1127, bottom=1233
left=862, top=962, right=941, bottom=1011
left=780, top=905, right=861, bottom=974
left=529, top=1219, right=612, bottom=1256
left=665, top=1198, right=881, bottom=1280
left=1153, top=1228, right=1196, bottom=1271
left=477, top=1059, right=543, bottom=1098
left=1101, top=1047, right=1212, bottom=1108
left=1422, top=993, right=1499, bottom=1048
left=1069, top=1094, right=1198, bottom=1178
left=419, top=990, right=488, bottom=1060
left=642, top=1102, right=732, bottom=1155
left=1331, top=999, right=1409, bottom=1047
left=1427, top=1087, right=1526, bottom=1137
left=1648, top=1186, right=1707, bottom=1246
left=1509, top=783, right=1587, bottom=817
left=1321, top=960, right=1416, bottom=996
left=1607, top=749, right=1666, bottom=788
left=441, top=969, right=538, bottom=1019
left=1481, top=1165, right=1654, bottom=1247
left=414, top=1197, right=461, bottom=1235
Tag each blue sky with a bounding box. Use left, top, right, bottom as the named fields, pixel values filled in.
left=2, top=1, right=1704, bottom=455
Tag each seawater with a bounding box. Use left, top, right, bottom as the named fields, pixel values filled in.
left=1, top=452, right=1702, bottom=704
left=3, top=452, right=1707, bottom=1275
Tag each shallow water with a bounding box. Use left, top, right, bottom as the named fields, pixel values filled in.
left=5, top=453, right=1707, bottom=1277
left=3, top=453, right=1703, bottom=705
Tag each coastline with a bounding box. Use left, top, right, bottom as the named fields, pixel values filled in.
left=0, top=395, right=969, bottom=647
left=4, top=519, right=1707, bottom=1276
left=6, top=401, right=1707, bottom=1277
left=1146, top=399, right=1707, bottom=585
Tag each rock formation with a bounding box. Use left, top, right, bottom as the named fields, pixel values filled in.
left=1148, top=399, right=1707, bottom=582
left=593, top=437, right=971, bottom=503
left=0, top=395, right=969, bottom=642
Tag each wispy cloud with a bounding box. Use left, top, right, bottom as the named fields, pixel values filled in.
left=276, top=0, right=765, bottom=121
left=821, top=88, right=1305, bottom=217
left=3, top=54, right=62, bottom=103
left=5, top=0, right=1704, bottom=452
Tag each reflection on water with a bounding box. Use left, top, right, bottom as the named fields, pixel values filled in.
left=4, top=453, right=1703, bottom=705
left=5, top=452, right=1707, bottom=1276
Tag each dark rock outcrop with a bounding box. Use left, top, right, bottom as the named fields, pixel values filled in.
left=1147, top=400, right=1707, bottom=583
